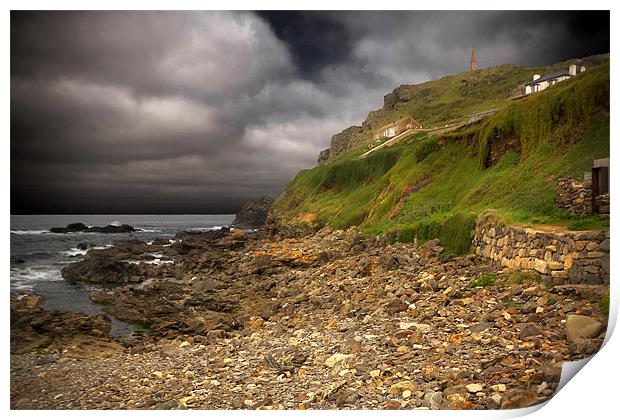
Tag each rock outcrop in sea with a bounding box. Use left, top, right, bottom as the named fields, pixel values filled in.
left=50, top=222, right=138, bottom=234
left=231, top=197, right=274, bottom=228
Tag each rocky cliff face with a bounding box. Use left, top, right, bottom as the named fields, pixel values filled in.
left=232, top=196, right=275, bottom=228
left=318, top=125, right=364, bottom=165
left=317, top=85, right=432, bottom=164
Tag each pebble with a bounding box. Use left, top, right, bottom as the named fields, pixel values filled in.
left=466, top=384, right=483, bottom=393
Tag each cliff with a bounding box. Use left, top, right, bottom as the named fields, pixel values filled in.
left=317, top=54, right=610, bottom=165
left=273, top=57, right=610, bottom=252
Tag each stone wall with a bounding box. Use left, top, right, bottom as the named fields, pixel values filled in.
left=472, top=211, right=609, bottom=285
left=556, top=176, right=592, bottom=215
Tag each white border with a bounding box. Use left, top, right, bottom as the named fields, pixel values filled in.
left=3, top=2, right=617, bottom=420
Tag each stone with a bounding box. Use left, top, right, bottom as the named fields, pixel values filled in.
left=248, top=318, right=264, bottom=330
left=490, top=384, right=506, bottom=392
left=519, top=323, right=542, bottom=339
left=536, top=382, right=548, bottom=394
left=548, top=261, right=564, bottom=270
left=423, top=392, right=443, bottom=409
left=465, top=384, right=483, bottom=393
left=532, top=259, right=548, bottom=274
left=500, top=390, right=538, bottom=409
left=324, top=353, right=351, bottom=368
left=385, top=399, right=402, bottom=410
left=488, top=393, right=502, bottom=408
left=566, top=315, right=602, bottom=343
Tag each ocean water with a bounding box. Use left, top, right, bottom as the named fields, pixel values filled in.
left=10, top=214, right=235, bottom=335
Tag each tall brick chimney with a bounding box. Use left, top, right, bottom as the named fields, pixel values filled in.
left=471, top=47, right=477, bottom=72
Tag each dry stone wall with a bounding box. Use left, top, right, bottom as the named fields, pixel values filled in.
left=556, top=176, right=592, bottom=215
left=473, top=211, right=609, bottom=285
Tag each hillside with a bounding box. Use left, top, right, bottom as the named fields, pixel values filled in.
left=269, top=58, right=610, bottom=254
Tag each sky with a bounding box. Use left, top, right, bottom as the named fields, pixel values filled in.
left=11, top=10, right=609, bottom=214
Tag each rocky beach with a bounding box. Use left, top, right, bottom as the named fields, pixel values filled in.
left=10, top=224, right=608, bottom=409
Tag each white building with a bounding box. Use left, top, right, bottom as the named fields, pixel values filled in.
left=525, top=64, right=585, bottom=95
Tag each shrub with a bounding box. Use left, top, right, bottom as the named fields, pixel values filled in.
left=468, top=273, right=497, bottom=288
left=598, top=295, right=610, bottom=316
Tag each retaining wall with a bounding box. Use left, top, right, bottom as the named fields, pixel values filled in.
left=472, top=211, right=609, bottom=285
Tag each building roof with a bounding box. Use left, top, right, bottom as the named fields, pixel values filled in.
left=525, top=70, right=570, bottom=86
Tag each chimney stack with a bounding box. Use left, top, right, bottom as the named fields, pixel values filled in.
left=569, top=64, right=577, bottom=76
left=471, top=47, right=477, bottom=72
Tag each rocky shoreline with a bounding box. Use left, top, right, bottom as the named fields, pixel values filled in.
left=11, top=226, right=608, bottom=409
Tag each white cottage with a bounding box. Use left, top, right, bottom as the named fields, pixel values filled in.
left=524, top=64, right=585, bottom=95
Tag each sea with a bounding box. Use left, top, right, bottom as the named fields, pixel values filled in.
left=10, top=214, right=235, bottom=336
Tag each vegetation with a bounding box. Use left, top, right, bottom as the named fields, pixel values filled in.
left=504, top=270, right=543, bottom=285
left=468, top=273, right=497, bottom=288
left=270, top=60, right=610, bottom=255
left=598, top=295, right=610, bottom=316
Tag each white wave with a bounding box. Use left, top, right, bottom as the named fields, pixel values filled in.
left=62, top=248, right=88, bottom=257
left=60, top=244, right=112, bottom=257
left=126, top=259, right=174, bottom=266
left=11, top=266, right=63, bottom=289
left=10, top=229, right=50, bottom=235
left=10, top=280, right=35, bottom=291
left=189, top=225, right=228, bottom=232
left=137, top=229, right=161, bottom=233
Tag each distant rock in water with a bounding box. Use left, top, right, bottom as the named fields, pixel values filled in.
left=232, top=197, right=274, bottom=228
left=49, top=222, right=138, bottom=234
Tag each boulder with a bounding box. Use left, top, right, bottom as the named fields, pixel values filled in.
left=566, top=315, right=602, bottom=343
left=231, top=197, right=274, bottom=228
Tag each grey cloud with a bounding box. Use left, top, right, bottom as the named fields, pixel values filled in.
left=11, top=10, right=609, bottom=213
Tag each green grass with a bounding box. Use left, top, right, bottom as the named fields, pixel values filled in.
left=468, top=273, right=497, bottom=288
left=130, top=322, right=152, bottom=334
left=504, top=270, right=543, bottom=285
left=270, top=63, right=609, bottom=251
left=598, top=295, right=610, bottom=316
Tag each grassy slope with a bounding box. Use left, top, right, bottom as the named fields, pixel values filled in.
left=271, top=64, right=610, bottom=255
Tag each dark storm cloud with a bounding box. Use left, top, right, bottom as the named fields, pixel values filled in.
left=11, top=10, right=609, bottom=214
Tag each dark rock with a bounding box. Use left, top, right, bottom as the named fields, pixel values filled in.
left=10, top=293, right=117, bottom=355
left=50, top=223, right=137, bottom=234
left=61, top=255, right=142, bottom=285
left=231, top=197, right=274, bottom=229
left=519, top=323, right=543, bottom=340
